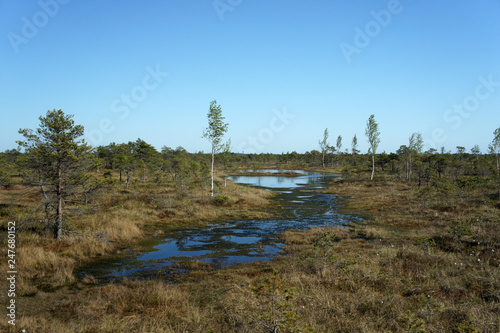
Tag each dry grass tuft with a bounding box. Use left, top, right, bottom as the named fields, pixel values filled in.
left=15, top=246, right=75, bottom=292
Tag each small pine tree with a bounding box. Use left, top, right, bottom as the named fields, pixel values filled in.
left=18, top=109, right=91, bottom=239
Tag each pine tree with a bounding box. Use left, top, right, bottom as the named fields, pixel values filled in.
left=18, top=109, right=91, bottom=239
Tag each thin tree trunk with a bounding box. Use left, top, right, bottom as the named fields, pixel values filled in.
left=371, top=154, right=375, bottom=181
left=55, top=161, right=63, bottom=240
left=211, top=147, right=215, bottom=197
left=407, top=156, right=410, bottom=181
left=40, top=183, right=51, bottom=227
left=409, top=154, right=412, bottom=180
left=40, top=183, right=48, bottom=200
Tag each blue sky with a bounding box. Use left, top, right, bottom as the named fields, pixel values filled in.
left=1, top=0, right=499, bottom=154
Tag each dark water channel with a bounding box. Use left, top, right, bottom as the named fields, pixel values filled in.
left=75, top=170, right=362, bottom=282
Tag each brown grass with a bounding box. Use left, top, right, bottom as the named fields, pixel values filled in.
left=1, top=173, right=499, bottom=332
left=0, top=171, right=274, bottom=299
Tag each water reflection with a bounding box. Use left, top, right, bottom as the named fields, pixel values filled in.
left=75, top=170, right=362, bottom=282
left=228, top=170, right=325, bottom=188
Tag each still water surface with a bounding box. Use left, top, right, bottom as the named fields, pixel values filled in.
left=75, top=170, right=361, bottom=282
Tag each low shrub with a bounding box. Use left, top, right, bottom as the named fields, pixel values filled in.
left=212, top=195, right=230, bottom=206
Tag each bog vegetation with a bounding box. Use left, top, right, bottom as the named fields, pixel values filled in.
left=0, top=109, right=499, bottom=332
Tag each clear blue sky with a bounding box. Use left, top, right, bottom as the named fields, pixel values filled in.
left=1, top=0, right=499, bottom=154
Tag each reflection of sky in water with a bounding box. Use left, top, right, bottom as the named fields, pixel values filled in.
left=75, top=171, right=361, bottom=283
left=138, top=241, right=212, bottom=261
left=222, top=235, right=261, bottom=244
left=228, top=175, right=300, bottom=188
left=228, top=170, right=333, bottom=189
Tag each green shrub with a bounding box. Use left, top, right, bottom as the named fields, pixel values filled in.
left=455, top=176, right=485, bottom=189
left=397, top=311, right=429, bottom=333
left=248, top=272, right=312, bottom=333
left=450, top=220, right=473, bottom=240
left=212, top=195, right=230, bottom=206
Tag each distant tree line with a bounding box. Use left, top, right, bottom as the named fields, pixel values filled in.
left=1, top=109, right=499, bottom=239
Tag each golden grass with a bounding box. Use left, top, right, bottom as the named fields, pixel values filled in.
left=2, top=172, right=499, bottom=332
left=0, top=171, right=275, bottom=300
left=9, top=280, right=196, bottom=333
left=13, top=246, right=76, bottom=294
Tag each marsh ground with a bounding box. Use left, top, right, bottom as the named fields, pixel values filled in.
left=1, top=169, right=499, bottom=332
